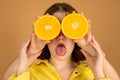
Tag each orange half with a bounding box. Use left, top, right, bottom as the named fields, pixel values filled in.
left=34, top=15, right=61, bottom=40
left=61, top=13, right=89, bottom=39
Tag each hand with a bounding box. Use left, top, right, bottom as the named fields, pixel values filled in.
left=74, top=19, right=92, bottom=47
left=17, top=34, right=48, bottom=75
left=81, top=36, right=105, bottom=79
left=17, top=16, right=50, bottom=76
left=27, top=16, right=50, bottom=55
left=74, top=19, right=97, bottom=55
left=74, top=13, right=106, bottom=79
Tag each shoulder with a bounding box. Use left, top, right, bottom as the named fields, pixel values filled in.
left=77, top=61, right=94, bottom=75
left=72, top=61, right=95, bottom=79
left=27, top=59, right=49, bottom=72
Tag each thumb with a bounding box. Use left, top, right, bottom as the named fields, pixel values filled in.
left=81, top=49, right=90, bottom=60
left=29, top=50, right=42, bottom=64
left=31, top=51, right=42, bottom=59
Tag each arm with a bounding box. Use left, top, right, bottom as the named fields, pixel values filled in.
left=77, top=36, right=120, bottom=80
left=75, top=21, right=120, bottom=80
left=4, top=58, right=19, bottom=80
left=104, top=58, right=120, bottom=80
left=4, top=33, right=49, bottom=80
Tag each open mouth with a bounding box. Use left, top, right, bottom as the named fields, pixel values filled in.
left=55, top=43, right=66, bottom=56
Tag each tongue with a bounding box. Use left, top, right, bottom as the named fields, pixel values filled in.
left=56, top=45, right=66, bottom=56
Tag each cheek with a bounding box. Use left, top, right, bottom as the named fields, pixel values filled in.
left=68, top=39, right=75, bottom=46
left=69, top=43, right=75, bottom=50
left=66, top=41, right=75, bottom=52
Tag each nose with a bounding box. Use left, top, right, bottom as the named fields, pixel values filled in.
left=56, top=32, right=65, bottom=41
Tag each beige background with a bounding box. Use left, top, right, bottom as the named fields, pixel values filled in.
left=0, top=0, right=120, bottom=80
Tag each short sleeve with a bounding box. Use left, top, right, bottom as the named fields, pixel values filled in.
left=99, top=75, right=111, bottom=80
left=8, top=72, right=30, bottom=80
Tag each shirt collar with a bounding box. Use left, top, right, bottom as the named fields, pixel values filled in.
left=35, top=59, right=88, bottom=71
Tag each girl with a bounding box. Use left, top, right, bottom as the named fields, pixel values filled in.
left=5, top=3, right=119, bottom=80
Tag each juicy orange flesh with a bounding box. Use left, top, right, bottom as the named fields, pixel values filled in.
left=35, top=15, right=61, bottom=40
left=62, top=13, right=88, bottom=39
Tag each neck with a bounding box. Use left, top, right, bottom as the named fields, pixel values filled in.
left=49, top=57, right=75, bottom=70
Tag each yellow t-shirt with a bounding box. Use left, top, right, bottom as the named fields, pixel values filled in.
left=8, top=60, right=111, bottom=80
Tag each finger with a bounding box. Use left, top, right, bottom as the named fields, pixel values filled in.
left=89, top=41, right=103, bottom=57
left=37, top=16, right=40, bottom=20
left=32, top=16, right=40, bottom=33
left=28, top=51, right=42, bottom=65
left=81, top=11, right=85, bottom=16
left=89, top=41, right=98, bottom=52
left=21, top=37, right=31, bottom=49
left=20, top=37, right=31, bottom=57
left=30, top=50, right=42, bottom=59
left=92, top=36, right=101, bottom=48
left=74, top=39, right=79, bottom=43
left=88, top=19, right=91, bottom=29
left=31, top=33, right=46, bottom=49
left=86, top=19, right=92, bottom=42
left=74, top=39, right=87, bottom=47
left=46, top=40, right=51, bottom=43
left=86, top=30, right=92, bottom=43
left=81, top=49, right=91, bottom=59
left=82, top=44, right=96, bottom=56
left=32, top=23, right=35, bottom=33
left=72, top=11, right=76, bottom=13
left=46, top=13, right=49, bottom=15
left=92, top=36, right=105, bottom=56
left=31, top=33, right=37, bottom=48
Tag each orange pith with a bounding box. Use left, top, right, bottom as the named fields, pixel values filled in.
left=34, top=15, right=61, bottom=40
left=61, top=13, right=88, bottom=39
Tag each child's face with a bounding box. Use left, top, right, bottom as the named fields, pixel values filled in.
left=48, top=12, right=75, bottom=60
